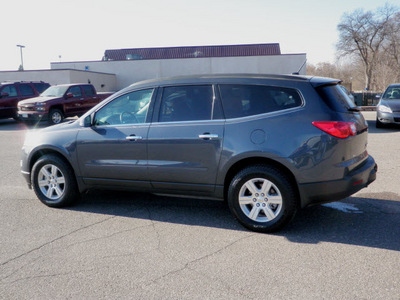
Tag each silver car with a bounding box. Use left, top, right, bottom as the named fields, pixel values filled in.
left=376, top=84, right=400, bottom=128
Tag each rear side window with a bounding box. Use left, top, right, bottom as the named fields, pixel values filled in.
left=317, top=84, right=356, bottom=112
left=18, top=84, right=35, bottom=96
left=219, top=84, right=302, bottom=119
left=83, top=85, right=95, bottom=97
left=159, top=85, right=215, bottom=122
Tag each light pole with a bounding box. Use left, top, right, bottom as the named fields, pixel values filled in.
left=16, top=45, right=25, bottom=71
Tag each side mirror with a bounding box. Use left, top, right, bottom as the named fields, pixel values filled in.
left=65, top=93, right=74, bottom=99
left=0, top=92, right=9, bottom=98
left=80, top=114, right=93, bottom=127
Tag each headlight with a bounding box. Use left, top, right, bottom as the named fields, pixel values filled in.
left=35, top=102, right=46, bottom=111
left=378, top=105, right=392, bottom=113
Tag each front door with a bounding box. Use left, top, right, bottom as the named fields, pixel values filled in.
left=76, top=88, right=155, bottom=188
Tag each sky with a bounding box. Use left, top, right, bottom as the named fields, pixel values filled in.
left=1, top=0, right=399, bottom=71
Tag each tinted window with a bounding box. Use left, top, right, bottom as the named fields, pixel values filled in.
left=159, top=85, right=214, bottom=122
left=219, top=84, right=302, bottom=119
left=94, top=88, right=154, bottom=126
left=68, top=86, right=82, bottom=97
left=18, top=84, right=35, bottom=96
left=1, top=85, right=18, bottom=97
left=33, top=83, right=50, bottom=93
left=317, top=84, right=356, bottom=112
left=83, top=85, right=95, bottom=97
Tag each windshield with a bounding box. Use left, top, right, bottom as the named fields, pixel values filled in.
left=382, top=86, right=400, bottom=100
left=41, top=86, right=68, bottom=97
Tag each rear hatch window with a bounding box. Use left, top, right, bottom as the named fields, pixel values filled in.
left=317, top=84, right=356, bottom=113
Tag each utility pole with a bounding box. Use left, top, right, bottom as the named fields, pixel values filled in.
left=16, top=45, right=25, bottom=71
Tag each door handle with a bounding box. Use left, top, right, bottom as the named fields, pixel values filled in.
left=198, top=133, right=219, bottom=140
left=126, top=135, right=143, bottom=141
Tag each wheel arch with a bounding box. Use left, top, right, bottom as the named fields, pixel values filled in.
left=49, top=105, right=65, bottom=115
left=28, top=147, right=85, bottom=193
left=223, top=157, right=301, bottom=207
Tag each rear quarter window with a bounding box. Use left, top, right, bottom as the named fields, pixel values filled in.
left=317, top=84, right=356, bottom=112
left=218, top=84, right=303, bottom=119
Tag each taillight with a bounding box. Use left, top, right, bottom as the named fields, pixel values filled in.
left=312, top=121, right=357, bottom=139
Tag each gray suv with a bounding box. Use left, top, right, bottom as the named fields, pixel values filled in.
left=21, top=74, right=377, bottom=232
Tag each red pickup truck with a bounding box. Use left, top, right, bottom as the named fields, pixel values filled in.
left=17, top=83, right=113, bottom=125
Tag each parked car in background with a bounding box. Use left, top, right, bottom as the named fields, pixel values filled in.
left=21, top=74, right=377, bottom=233
left=376, top=84, right=400, bottom=128
left=17, top=83, right=113, bottom=125
left=0, top=81, right=50, bottom=120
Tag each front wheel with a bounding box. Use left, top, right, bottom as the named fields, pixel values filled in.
left=227, top=165, right=298, bottom=233
left=48, top=109, right=64, bottom=125
left=31, top=154, right=79, bottom=207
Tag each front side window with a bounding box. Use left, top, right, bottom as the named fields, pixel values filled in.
left=219, top=84, right=303, bottom=119
left=68, top=86, right=82, bottom=97
left=0, top=85, right=18, bottom=97
left=94, top=88, right=154, bottom=126
left=18, top=84, right=35, bottom=96
left=159, top=85, right=214, bottom=122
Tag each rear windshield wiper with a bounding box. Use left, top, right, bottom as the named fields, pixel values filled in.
left=348, top=106, right=361, bottom=112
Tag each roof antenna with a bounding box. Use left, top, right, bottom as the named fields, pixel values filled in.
left=292, top=59, right=307, bottom=75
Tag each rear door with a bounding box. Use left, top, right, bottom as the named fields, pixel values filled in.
left=147, top=85, right=225, bottom=193
left=81, top=85, right=102, bottom=113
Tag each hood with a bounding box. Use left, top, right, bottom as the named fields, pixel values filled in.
left=18, top=96, right=59, bottom=105
left=381, top=99, right=400, bottom=112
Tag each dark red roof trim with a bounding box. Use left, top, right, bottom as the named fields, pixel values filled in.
left=104, top=43, right=281, bottom=61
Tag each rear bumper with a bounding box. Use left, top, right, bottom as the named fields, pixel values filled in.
left=298, top=155, right=377, bottom=208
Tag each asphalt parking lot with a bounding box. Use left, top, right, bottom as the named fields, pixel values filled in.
left=0, top=112, right=399, bottom=299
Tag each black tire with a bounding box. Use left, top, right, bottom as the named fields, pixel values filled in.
left=376, top=118, right=385, bottom=128
left=48, top=109, right=64, bottom=125
left=227, top=165, right=298, bottom=233
left=31, top=154, right=79, bottom=207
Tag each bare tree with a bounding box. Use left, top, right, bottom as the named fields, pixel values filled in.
left=337, top=4, right=399, bottom=90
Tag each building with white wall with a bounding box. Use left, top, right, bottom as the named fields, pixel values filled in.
left=51, top=44, right=307, bottom=91
left=0, top=44, right=306, bottom=92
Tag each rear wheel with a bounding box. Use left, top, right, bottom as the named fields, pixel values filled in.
left=31, top=154, right=79, bottom=207
left=227, top=165, right=298, bottom=233
left=48, top=109, right=63, bottom=125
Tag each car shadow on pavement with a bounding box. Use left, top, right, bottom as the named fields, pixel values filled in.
left=72, top=190, right=400, bottom=252
left=367, top=119, right=400, bottom=134
left=281, top=195, right=400, bottom=251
